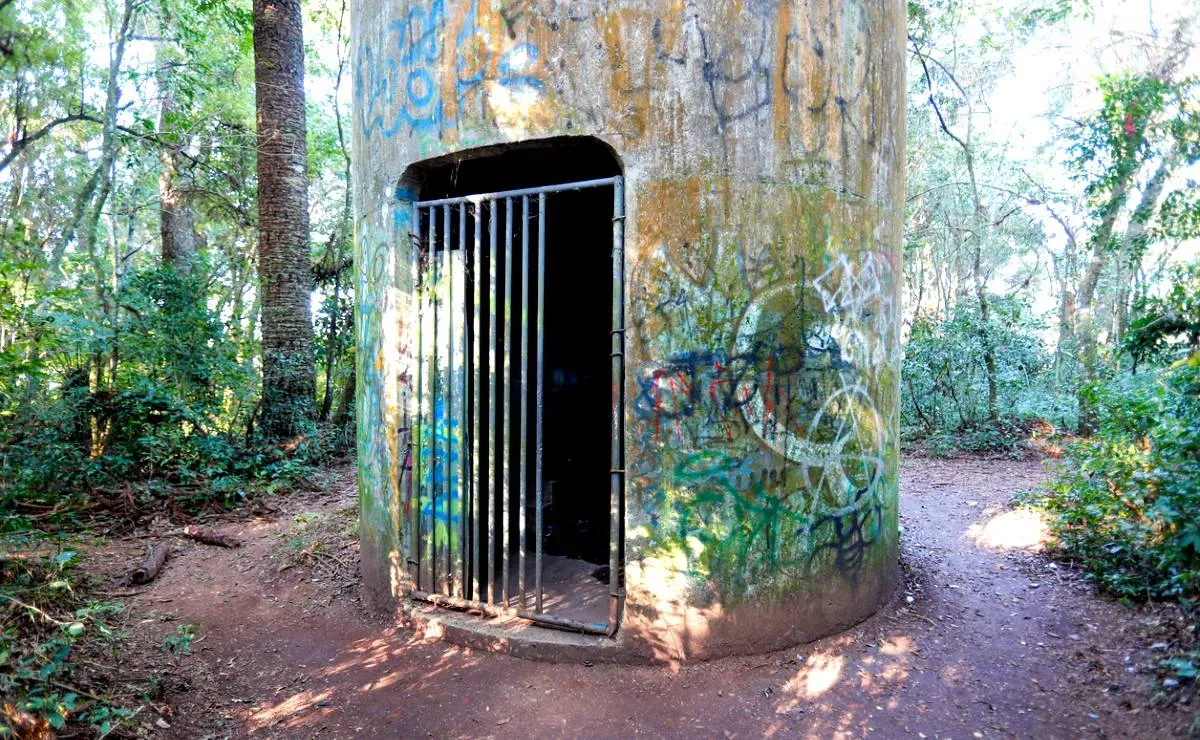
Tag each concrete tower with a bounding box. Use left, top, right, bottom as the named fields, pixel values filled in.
left=353, top=0, right=905, bottom=661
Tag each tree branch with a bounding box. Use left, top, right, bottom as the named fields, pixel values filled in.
left=909, top=36, right=972, bottom=155
left=0, top=113, right=96, bottom=173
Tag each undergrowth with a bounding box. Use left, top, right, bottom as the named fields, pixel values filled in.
left=1021, top=357, right=1200, bottom=604
left=1, top=424, right=353, bottom=537
left=1002, top=261, right=1200, bottom=717
left=1017, top=259, right=1200, bottom=606
left=901, top=296, right=1074, bottom=458
left=0, top=267, right=355, bottom=535
left=0, top=545, right=133, bottom=736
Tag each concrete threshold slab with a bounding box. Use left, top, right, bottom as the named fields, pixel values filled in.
left=402, top=599, right=637, bottom=664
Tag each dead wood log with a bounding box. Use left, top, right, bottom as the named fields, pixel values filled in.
left=181, top=525, right=240, bottom=548
left=118, top=542, right=169, bottom=586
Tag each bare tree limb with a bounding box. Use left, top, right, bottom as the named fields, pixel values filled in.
left=0, top=113, right=96, bottom=173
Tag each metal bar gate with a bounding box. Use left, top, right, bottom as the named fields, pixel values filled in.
left=408, top=176, right=625, bottom=636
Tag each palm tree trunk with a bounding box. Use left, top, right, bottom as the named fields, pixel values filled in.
left=253, top=0, right=315, bottom=439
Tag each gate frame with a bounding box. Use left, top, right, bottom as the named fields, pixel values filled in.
left=407, top=175, right=626, bottom=637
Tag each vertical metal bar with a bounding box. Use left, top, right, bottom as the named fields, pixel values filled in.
left=501, top=196, right=513, bottom=608
left=535, top=192, right=546, bottom=614
left=412, top=203, right=423, bottom=591
left=608, top=178, right=626, bottom=634
left=455, top=203, right=468, bottom=597
left=427, top=205, right=438, bottom=592
left=518, top=194, right=529, bottom=609
left=471, top=202, right=482, bottom=602
left=486, top=200, right=498, bottom=607
left=443, top=204, right=453, bottom=595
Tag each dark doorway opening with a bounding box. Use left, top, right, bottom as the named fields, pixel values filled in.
left=406, top=136, right=623, bottom=200
left=404, top=137, right=623, bottom=632
left=541, top=186, right=611, bottom=567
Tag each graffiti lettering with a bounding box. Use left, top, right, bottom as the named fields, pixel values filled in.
left=356, top=0, right=545, bottom=140
left=631, top=229, right=898, bottom=600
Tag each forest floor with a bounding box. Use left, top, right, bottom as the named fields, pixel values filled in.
left=83, top=457, right=1198, bottom=738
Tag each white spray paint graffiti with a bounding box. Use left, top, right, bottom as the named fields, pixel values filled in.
left=812, top=252, right=897, bottom=368
left=733, top=281, right=885, bottom=538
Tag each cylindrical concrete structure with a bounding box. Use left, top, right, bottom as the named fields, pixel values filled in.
left=353, top=0, right=904, bottom=661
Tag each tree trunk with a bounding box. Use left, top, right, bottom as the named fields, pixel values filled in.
left=333, top=367, right=355, bottom=428
left=1112, top=260, right=1129, bottom=352
left=253, top=0, right=315, bottom=439
left=1115, top=158, right=1173, bottom=351
left=46, top=0, right=134, bottom=295
left=1041, top=205, right=1078, bottom=386
left=319, top=271, right=340, bottom=421
left=157, top=45, right=197, bottom=272
left=913, top=44, right=999, bottom=423
left=77, top=0, right=136, bottom=453
left=969, top=227, right=998, bottom=422
left=319, top=1, right=353, bottom=424
left=1074, top=157, right=1172, bottom=433
left=964, top=149, right=998, bottom=422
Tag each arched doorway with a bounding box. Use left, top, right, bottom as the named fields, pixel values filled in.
left=401, top=137, right=625, bottom=634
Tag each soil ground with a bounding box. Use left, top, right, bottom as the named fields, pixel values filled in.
left=89, top=457, right=1197, bottom=738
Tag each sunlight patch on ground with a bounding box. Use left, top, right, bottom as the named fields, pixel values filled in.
left=247, top=688, right=331, bottom=731
left=878, top=635, right=914, bottom=656
left=783, top=651, right=846, bottom=699
left=939, top=662, right=966, bottom=686
left=967, top=508, right=1048, bottom=551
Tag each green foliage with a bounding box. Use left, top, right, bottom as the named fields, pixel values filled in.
left=2, top=270, right=224, bottom=494
left=1028, top=258, right=1200, bottom=601
left=0, top=547, right=133, bottom=735
left=1164, top=652, right=1200, bottom=681
left=902, top=297, right=1069, bottom=453
left=0, top=265, right=347, bottom=522
left=1026, top=351, right=1200, bottom=602
left=1124, top=260, right=1200, bottom=368
left=1070, top=72, right=1200, bottom=258
left=0, top=0, right=356, bottom=525
left=314, top=282, right=354, bottom=419
left=161, top=623, right=196, bottom=656
left=120, top=268, right=233, bottom=405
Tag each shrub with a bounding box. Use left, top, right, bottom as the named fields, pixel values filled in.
left=1025, top=256, right=1200, bottom=603
left=1027, top=357, right=1199, bottom=601
left=0, top=547, right=133, bottom=735
left=0, top=266, right=348, bottom=525
left=902, top=296, right=1069, bottom=453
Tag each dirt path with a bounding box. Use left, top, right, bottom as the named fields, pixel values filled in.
left=99, top=458, right=1194, bottom=738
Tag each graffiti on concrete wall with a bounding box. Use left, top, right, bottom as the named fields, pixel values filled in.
left=590, top=0, right=883, bottom=149
left=812, top=252, right=898, bottom=368
left=630, top=217, right=898, bottom=602
left=356, top=0, right=545, bottom=140
left=355, top=0, right=888, bottom=162
left=677, top=0, right=881, bottom=146
left=416, top=396, right=464, bottom=557
left=354, top=204, right=413, bottom=583
left=411, top=252, right=467, bottom=564
left=352, top=0, right=902, bottom=612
